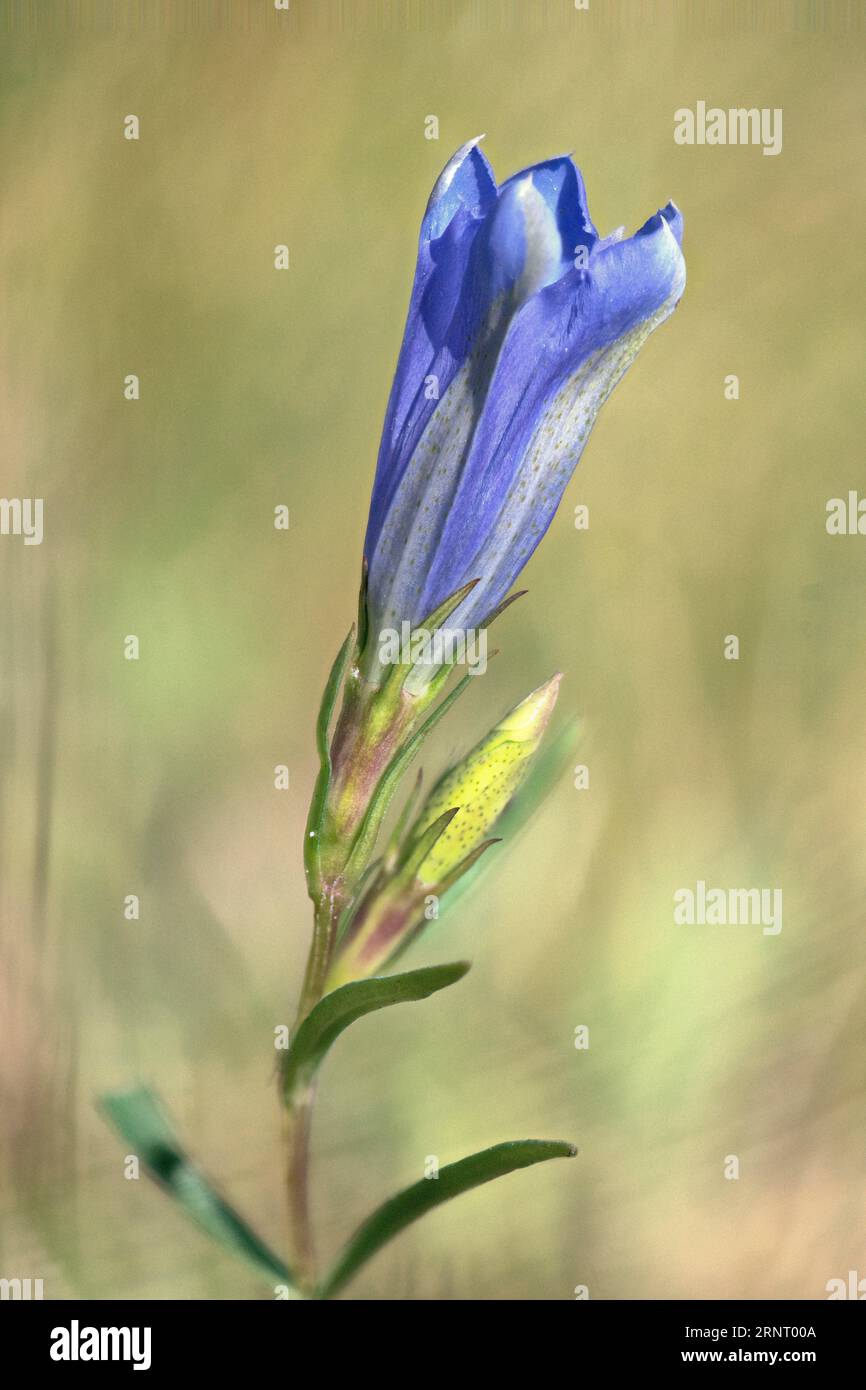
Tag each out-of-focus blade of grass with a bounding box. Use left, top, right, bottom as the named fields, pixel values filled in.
left=100, top=1085, right=295, bottom=1291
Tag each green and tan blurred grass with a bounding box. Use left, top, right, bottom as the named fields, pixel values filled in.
left=1, top=1, right=864, bottom=1298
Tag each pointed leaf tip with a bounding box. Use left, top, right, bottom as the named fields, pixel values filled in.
left=319, top=1137, right=577, bottom=1298
left=282, top=961, right=471, bottom=1099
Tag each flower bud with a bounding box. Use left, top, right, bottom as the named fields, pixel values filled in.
left=325, top=674, right=561, bottom=987
left=414, top=673, right=562, bottom=886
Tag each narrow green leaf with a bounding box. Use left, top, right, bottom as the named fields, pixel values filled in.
left=391, top=577, right=480, bottom=691
left=334, top=854, right=383, bottom=948
left=478, top=586, right=528, bottom=631
left=319, top=1138, right=577, bottom=1298
left=404, top=584, right=525, bottom=700
left=396, top=578, right=480, bottom=697
left=419, top=576, right=481, bottom=634
left=434, top=836, right=499, bottom=894
left=100, top=1085, right=295, bottom=1290
left=396, top=806, right=459, bottom=877
left=382, top=768, right=424, bottom=873
left=355, top=557, right=370, bottom=657
left=281, top=961, right=470, bottom=1102
left=304, top=625, right=356, bottom=896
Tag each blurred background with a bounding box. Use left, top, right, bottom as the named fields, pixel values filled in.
left=1, top=0, right=864, bottom=1300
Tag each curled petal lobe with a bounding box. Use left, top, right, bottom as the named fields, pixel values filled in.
left=366, top=142, right=499, bottom=563
left=421, top=135, right=497, bottom=241
left=501, top=155, right=597, bottom=265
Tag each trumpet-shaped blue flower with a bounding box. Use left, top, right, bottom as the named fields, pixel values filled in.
left=362, top=138, right=685, bottom=683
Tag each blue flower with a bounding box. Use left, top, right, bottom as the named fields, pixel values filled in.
left=363, top=138, right=685, bottom=683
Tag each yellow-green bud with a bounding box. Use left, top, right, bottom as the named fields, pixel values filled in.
left=415, top=673, right=561, bottom=886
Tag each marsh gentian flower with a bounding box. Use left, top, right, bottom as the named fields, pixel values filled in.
left=362, top=138, right=685, bottom=684
left=306, top=139, right=685, bottom=938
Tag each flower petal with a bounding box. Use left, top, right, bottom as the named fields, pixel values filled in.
left=414, top=205, right=686, bottom=628
left=365, top=142, right=498, bottom=562
left=363, top=146, right=686, bottom=668
left=366, top=173, right=596, bottom=653
left=501, top=154, right=597, bottom=265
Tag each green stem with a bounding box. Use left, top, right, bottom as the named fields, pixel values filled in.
left=284, top=1082, right=318, bottom=1292
left=296, top=889, right=342, bottom=1023
left=285, top=890, right=343, bottom=1293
